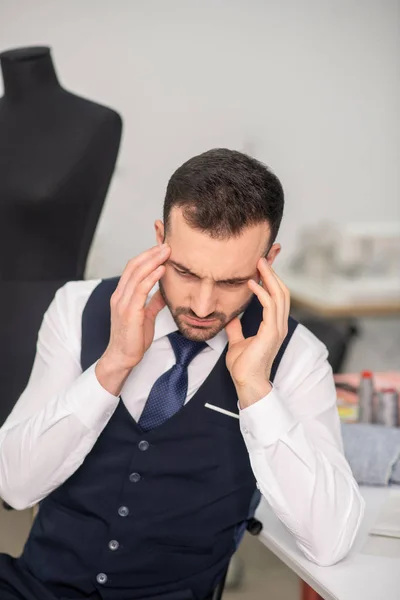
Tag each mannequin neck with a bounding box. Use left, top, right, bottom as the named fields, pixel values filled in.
left=0, top=46, right=60, bottom=102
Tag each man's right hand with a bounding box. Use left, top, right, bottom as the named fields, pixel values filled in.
left=95, top=243, right=171, bottom=396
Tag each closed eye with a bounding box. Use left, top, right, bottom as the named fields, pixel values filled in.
left=222, top=281, right=246, bottom=287
left=175, top=268, right=246, bottom=287
left=175, top=268, right=194, bottom=278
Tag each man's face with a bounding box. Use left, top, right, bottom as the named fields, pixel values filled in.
left=155, top=207, right=280, bottom=342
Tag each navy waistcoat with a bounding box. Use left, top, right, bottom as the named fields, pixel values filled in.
left=19, top=277, right=298, bottom=600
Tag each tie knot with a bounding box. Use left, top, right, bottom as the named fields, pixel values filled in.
left=168, top=331, right=207, bottom=367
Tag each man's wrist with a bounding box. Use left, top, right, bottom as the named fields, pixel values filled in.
left=236, top=378, right=273, bottom=409
left=95, top=353, right=133, bottom=397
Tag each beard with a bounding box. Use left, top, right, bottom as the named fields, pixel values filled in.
left=158, top=279, right=253, bottom=342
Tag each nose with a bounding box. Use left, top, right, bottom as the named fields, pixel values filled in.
left=191, top=284, right=216, bottom=319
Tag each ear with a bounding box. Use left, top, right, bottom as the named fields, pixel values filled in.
left=154, top=220, right=165, bottom=246
left=266, top=243, right=281, bottom=267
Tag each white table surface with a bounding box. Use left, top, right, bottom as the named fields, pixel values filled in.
left=255, top=486, right=400, bottom=600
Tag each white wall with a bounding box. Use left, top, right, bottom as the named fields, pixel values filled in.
left=1, top=0, right=399, bottom=279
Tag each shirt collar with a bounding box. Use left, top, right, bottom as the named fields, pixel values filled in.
left=148, top=283, right=242, bottom=353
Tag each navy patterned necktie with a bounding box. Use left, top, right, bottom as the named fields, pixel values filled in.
left=138, top=331, right=208, bottom=432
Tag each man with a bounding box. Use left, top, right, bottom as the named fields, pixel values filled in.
left=0, top=149, right=364, bottom=600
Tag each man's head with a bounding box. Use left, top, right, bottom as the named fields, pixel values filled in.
left=154, top=148, right=284, bottom=341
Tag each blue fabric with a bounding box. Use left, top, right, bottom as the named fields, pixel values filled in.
left=341, top=422, right=400, bottom=486
left=138, top=333, right=207, bottom=432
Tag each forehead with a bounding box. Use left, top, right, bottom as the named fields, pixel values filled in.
left=166, top=208, right=269, bottom=277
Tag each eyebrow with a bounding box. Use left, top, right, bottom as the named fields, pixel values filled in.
left=168, top=260, right=254, bottom=284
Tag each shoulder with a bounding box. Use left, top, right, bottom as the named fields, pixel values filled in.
left=275, top=322, right=330, bottom=384
left=274, top=323, right=336, bottom=417
left=42, top=279, right=102, bottom=335
left=292, top=322, right=329, bottom=359
left=52, top=279, right=103, bottom=314
left=40, top=279, right=103, bottom=357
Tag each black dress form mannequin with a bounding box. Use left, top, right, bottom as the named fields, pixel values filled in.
left=0, top=46, right=122, bottom=426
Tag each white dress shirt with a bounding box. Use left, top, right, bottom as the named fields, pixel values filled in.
left=0, top=279, right=364, bottom=566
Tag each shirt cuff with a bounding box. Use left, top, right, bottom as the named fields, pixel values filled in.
left=64, top=361, right=120, bottom=431
left=239, top=387, right=297, bottom=450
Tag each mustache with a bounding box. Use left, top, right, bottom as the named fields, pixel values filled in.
left=175, top=307, right=226, bottom=322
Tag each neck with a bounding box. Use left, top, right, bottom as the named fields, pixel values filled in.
left=0, top=46, right=60, bottom=102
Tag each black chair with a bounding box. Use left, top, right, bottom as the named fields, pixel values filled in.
left=211, top=517, right=263, bottom=600
left=298, top=316, right=358, bottom=374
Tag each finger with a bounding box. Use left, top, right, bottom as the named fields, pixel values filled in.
left=249, top=276, right=274, bottom=311
left=145, top=288, right=166, bottom=323
left=121, top=247, right=169, bottom=301
left=270, top=266, right=291, bottom=333
left=115, top=245, right=169, bottom=299
left=117, top=245, right=162, bottom=295
left=114, top=246, right=170, bottom=307
left=258, top=259, right=287, bottom=333
left=118, top=261, right=166, bottom=313
left=258, top=258, right=285, bottom=301
left=225, top=316, right=244, bottom=345
left=269, top=265, right=289, bottom=301
left=266, top=267, right=286, bottom=334
left=248, top=278, right=277, bottom=337
left=248, top=279, right=276, bottom=320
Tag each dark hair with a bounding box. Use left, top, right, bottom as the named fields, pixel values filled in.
left=163, top=148, right=284, bottom=244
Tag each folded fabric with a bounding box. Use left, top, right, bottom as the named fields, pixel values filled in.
left=341, top=423, right=400, bottom=486
left=390, top=456, right=400, bottom=484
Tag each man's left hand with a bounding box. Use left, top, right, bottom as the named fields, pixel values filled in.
left=225, top=257, right=290, bottom=408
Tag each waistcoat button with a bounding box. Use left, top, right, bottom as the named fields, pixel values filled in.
left=129, top=472, right=141, bottom=483
left=138, top=440, right=149, bottom=451
left=96, top=573, right=108, bottom=584
left=118, top=505, right=129, bottom=517
left=108, top=539, right=119, bottom=551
